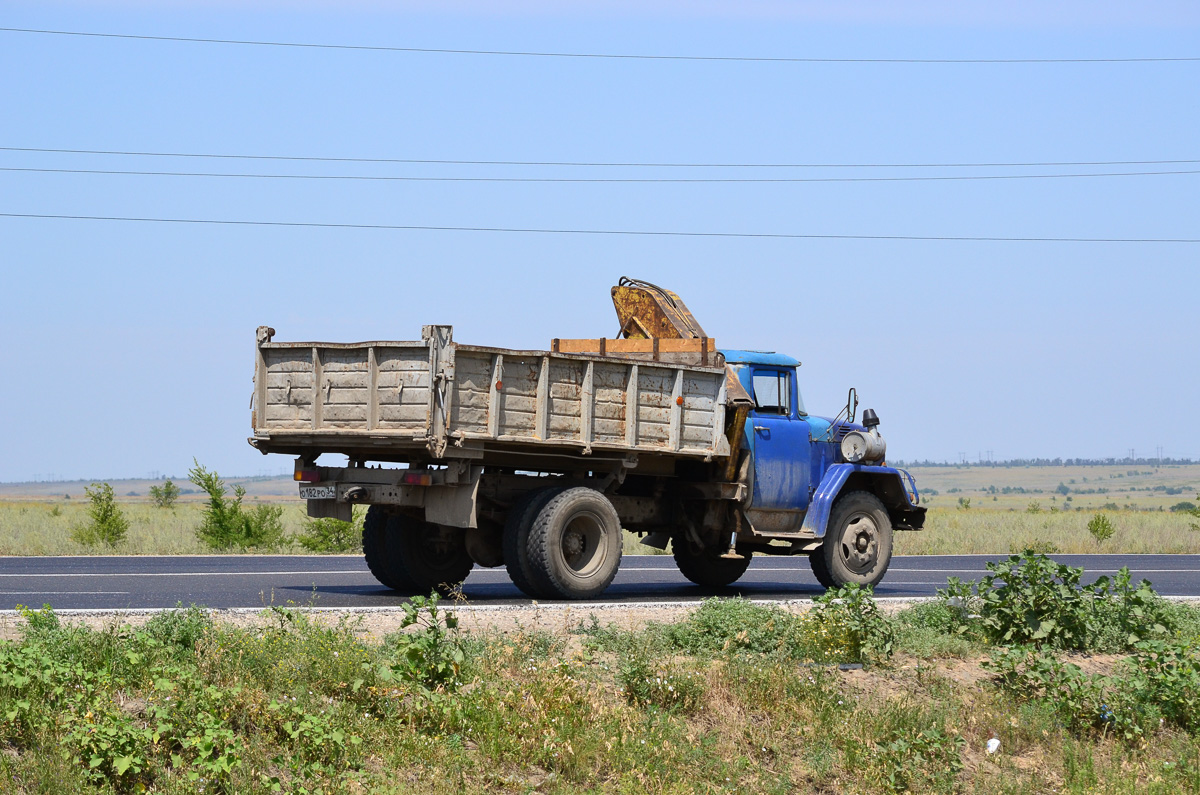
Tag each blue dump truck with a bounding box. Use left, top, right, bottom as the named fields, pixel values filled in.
left=249, top=278, right=925, bottom=599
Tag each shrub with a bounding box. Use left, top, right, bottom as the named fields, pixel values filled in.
left=188, top=461, right=283, bottom=550
left=1021, top=539, right=1060, bottom=555
left=944, top=552, right=1173, bottom=652
left=1170, top=501, right=1198, bottom=513
left=297, top=508, right=364, bottom=553
left=71, top=482, right=129, bottom=547
left=985, top=639, right=1200, bottom=742
left=148, top=479, right=180, bottom=508
left=1088, top=513, right=1115, bottom=545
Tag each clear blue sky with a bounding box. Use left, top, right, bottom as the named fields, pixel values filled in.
left=1, top=1, right=1197, bottom=482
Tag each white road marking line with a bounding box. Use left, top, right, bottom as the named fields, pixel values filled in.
left=0, top=571, right=369, bottom=578
left=0, top=591, right=130, bottom=595
left=1, top=566, right=1196, bottom=579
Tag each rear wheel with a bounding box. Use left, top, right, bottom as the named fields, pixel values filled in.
left=819, top=491, right=893, bottom=588
left=673, top=538, right=752, bottom=587
left=526, top=487, right=623, bottom=599
left=502, top=486, right=564, bottom=598
left=362, top=506, right=474, bottom=595
left=362, top=506, right=415, bottom=591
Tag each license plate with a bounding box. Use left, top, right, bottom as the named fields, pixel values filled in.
left=299, top=485, right=337, bottom=500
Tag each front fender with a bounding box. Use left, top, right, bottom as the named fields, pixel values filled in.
left=800, top=464, right=926, bottom=538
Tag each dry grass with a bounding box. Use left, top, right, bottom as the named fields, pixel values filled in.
left=907, top=463, right=1199, bottom=512
left=896, top=506, right=1200, bottom=555
left=1, top=462, right=1196, bottom=557
left=0, top=499, right=311, bottom=556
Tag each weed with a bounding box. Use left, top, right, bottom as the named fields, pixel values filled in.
left=617, top=648, right=705, bottom=712
left=955, top=551, right=1172, bottom=651
left=894, top=600, right=979, bottom=658
left=802, top=583, right=896, bottom=664
left=189, top=460, right=284, bottom=550
left=379, top=594, right=465, bottom=691
left=665, top=598, right=793, bottom=656
left=873, top=724, right=964, bottom=792
left=71, top=482, right=129, bottom=548
left=141, top=604, right=212, bottom=655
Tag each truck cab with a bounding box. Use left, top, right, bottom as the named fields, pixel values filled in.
left=723, top=350, right=925, bottom=587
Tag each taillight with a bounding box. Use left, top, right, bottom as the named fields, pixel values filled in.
left=401, top=471, right=433, bottom=487
left=294, top=461, right=320, bottom=483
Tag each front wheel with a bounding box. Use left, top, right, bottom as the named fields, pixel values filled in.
left=818, top=491, right=893, bottom=588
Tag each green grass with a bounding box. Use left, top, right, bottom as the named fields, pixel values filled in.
left=3, top=579, right=1199, bottom=794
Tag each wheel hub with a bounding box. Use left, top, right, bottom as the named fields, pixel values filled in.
left=563, top=530, right=585, bottom=560
left=839, top=514, right=879, bottom=574
left=559, top=512, right=605, bottom=575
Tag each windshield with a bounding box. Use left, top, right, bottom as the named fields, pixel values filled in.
left=794, top=366, right=807, bottom=415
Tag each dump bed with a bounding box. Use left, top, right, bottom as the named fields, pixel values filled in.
left=249, top=325, right=736, bottom=466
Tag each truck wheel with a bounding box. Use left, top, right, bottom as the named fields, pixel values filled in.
left=502, top=486, right=565, bottom=598
left=673, top=540, right=752, bottom=587
left=526, top=487, right=623, bottom=599
left=362, top=506, right=473, bottom=596
left=819, top=491, right=893, bottom=588
left=808, top=551, right=836, bottom=589
left=362, top=506, right=416, bottom=591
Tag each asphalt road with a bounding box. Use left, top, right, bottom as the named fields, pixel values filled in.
left=1, top=554, right=1199, bottom=611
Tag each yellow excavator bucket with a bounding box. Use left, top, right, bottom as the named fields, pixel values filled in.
left=611, top=276, right=707, bottom=340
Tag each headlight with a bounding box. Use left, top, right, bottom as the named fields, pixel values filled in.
left=841, top=429, right=886, bottom=464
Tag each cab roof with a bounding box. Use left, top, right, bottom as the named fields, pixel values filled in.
left=720, top=349, right=801, bottom=368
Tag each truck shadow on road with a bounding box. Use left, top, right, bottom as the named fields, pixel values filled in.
left=274, top=581, right=836, bottom=605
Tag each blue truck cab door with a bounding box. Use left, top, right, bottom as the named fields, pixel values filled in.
left=744, top=366, right=811, bottom=516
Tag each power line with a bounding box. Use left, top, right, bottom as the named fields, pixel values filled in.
left=5, top=146, right=1196, bottom=170
left=4, top=165, right=1197, bottom=184
left=2, top=212, right=1196, bottom=243
left=2, top=27, right=1196, bottom=64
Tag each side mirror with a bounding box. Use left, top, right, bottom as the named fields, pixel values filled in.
left=846, top=387, right=858, bottom=424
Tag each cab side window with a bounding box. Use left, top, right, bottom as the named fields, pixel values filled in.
left=751, top=371, right=791, bottom=416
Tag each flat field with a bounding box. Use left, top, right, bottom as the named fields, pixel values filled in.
left=0, top=465, right=1195, bottom=556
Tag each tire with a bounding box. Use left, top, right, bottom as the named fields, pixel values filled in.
left=808, top=550, right=836, bottom=588
left=673, top=539, right=753, bottom=587
left=819, top=491, right=893, bottom=588
left=362, top=506, right=416, bottom=591
left=526, top=487, right=623, bottom=599
left=502, top=487, right=565, bottom=598
left=362, top=506, right=474, bottom=596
